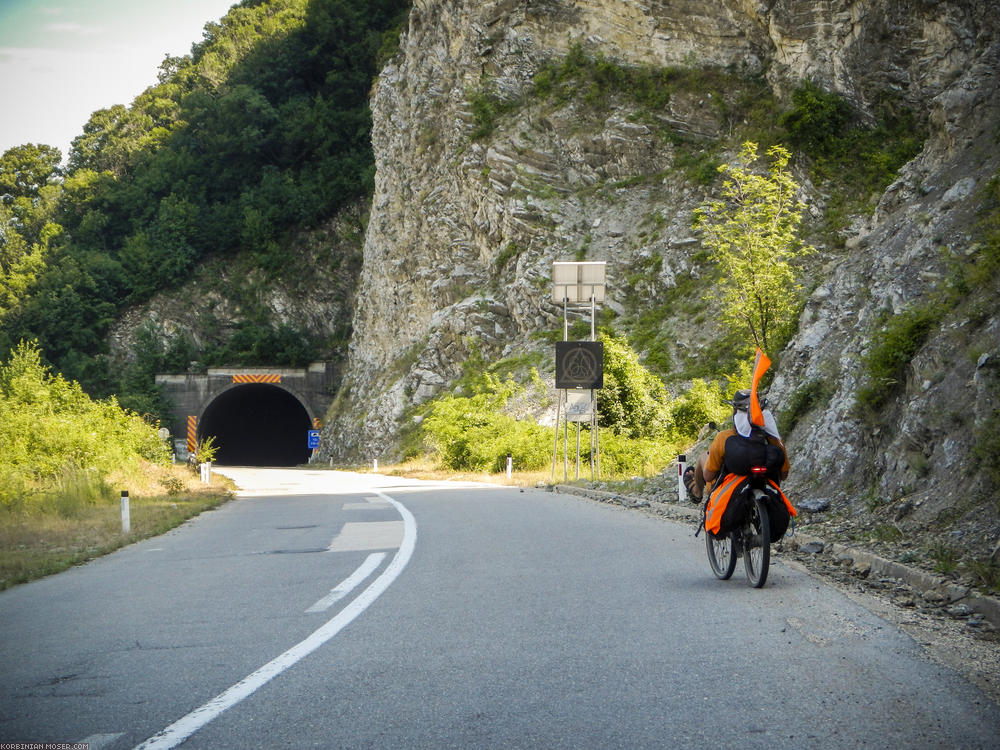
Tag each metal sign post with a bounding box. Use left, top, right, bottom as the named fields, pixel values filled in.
left=551, top=262, right=606, bottom=482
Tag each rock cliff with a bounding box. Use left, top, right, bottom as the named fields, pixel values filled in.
left=322, top=0, right=998, bottom=557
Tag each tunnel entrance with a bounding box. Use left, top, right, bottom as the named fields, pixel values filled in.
left=199, top=384, right=312, bottom=466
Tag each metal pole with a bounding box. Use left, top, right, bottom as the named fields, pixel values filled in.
left=594, top=410, right=600, bottom=479
left=551, top=390, right=562, bottom=481
left=563, top=407, right=569, bottom=481
left=590, top=295, right=596, bottom=341
left=575, top=421, right=581, bottom=479
left=590, top=390, right=596, bottom=481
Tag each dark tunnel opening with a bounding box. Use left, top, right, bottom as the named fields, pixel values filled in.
left=199, top=384, right=313, bottom=466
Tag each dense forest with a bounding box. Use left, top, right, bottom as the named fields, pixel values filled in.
left=0, top=0, right=410, bottom=415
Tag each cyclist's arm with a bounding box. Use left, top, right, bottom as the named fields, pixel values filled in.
left=703, top=431, right=730, bottom=482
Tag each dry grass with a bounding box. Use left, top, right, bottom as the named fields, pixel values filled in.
left=362, top=457, right=590, bottom=488
left=0, top=463, right=233, bottom=591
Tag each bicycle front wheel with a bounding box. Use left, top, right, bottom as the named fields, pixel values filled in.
left=742, top=493, right=771, bottom=588
left=706, top=529, right=737, bottom=580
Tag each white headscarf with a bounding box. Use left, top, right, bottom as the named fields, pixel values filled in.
left=735, top=409, right=781, bottom=440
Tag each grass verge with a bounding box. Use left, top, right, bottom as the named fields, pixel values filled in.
left=0, top=465, right=233, bottom=591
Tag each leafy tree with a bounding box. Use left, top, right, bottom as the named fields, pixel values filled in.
left=0, top=144, right=62, bottom=198
left=693, top=141, right=812, bottom=352
left=596, top=333, right=672, bottom=439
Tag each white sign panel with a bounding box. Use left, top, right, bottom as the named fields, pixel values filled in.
left=552, top=261, right=606, bottom=304
left=566, top=389, right=594, bottom=422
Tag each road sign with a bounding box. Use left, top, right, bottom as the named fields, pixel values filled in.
left=307, top=430, right=321, bottom=449
left=555, top=341, right=604, bottom=389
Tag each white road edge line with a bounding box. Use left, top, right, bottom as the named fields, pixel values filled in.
left=132, top=491, right=415, bottom=750
left=305, top=552, right=386, bottom=613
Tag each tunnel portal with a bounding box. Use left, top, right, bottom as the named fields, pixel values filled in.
left=199, top=383, right=313, bottom=466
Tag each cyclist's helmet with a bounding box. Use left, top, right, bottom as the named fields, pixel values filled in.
left=730, top=389, right=752, bottom=411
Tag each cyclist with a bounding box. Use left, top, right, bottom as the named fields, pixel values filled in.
left=684, top=389, right=789, bottom=502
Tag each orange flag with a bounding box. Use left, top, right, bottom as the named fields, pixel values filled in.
left=749, top=348, right=771, bottom=427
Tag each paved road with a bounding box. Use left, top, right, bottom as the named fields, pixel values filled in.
left=1, top=468, right=997, bottom=749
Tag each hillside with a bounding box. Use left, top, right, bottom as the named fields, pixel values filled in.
left=316, top=0, right=999, bottom=585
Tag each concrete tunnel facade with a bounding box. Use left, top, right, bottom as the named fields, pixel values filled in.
left=155, top=364, right=336, bottom=466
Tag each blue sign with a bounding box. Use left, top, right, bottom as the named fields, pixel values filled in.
left=307, top=430, right=321, bottom=449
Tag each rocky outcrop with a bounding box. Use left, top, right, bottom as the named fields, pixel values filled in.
left=323, top=0, right=1000, bottom=557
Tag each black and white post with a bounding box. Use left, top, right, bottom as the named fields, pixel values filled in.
left=121, top=490, right=131, bottom=534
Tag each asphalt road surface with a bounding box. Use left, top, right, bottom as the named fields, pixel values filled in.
left=1, top=468, right=998, bottom=749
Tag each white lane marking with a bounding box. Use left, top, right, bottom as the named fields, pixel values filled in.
left=326, top=520, right=403, bottom=551
left=80, top=733, right=124, bottom=749
left=305, top=552, right=385, bottom=613
left=133, top=491, right=416, bottom=750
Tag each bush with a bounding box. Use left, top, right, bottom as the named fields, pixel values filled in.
left=597, top=333, right=672, bottom=439
left=422, top=377, right=552, bottom=472
left=591, top=430, right=676, bottom=477
left=0, top=341, right=169, bottom=511
left=856, top=305, right=940, bottom=413
left=779, top=377, right=835, bottom=434
left=668, top=377, right=732, bottom=437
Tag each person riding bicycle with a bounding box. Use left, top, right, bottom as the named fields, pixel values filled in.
left=684, top=389, right=789, bottom=502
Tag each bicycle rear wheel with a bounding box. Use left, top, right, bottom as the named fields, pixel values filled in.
left=706, top=529, right=737, bottom=580
left=742, top=493, right=770, bottom=588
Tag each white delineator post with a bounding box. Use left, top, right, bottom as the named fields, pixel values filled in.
left=506, top=453, right=513, bottom=480
left=121, top=490, right=131, bottom=534
left=677, top=454, right=686, bottom=503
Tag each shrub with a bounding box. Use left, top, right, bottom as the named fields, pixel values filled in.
left=591, top=430, right=676, bottom=477
left=668, top=378, right=732, bottom=437
left=856, top=305, right=940, bottom=413
left=596, top=333, right=672, bottom=439
left=0, top=341, right=169, bottom=511
left=779, top=377, right=835, bottom=434
left=422, top=376, right=552, bottom=472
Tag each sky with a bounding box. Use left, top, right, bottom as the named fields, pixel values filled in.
left=0, top=0, right=239, bottom=161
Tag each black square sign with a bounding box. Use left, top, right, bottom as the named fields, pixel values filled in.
left=555, top=341, right=604, bottom=389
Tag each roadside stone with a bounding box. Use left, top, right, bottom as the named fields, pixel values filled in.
left=947, top=604, right=974, bottom=618
left=798, top=497, right=831, bottom=513
left=852, top=561, right=872, bottom=578
left=800, top=540, right=825, bottom=554
left=923, top=589, right=946, bottom=605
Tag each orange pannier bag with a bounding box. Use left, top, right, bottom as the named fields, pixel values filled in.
left=704, top=473, right=797, bottom=536
left=704, top=473, right=746, bottom=535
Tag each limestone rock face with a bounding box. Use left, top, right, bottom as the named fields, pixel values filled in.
left=324, top=0, right=1000, bottom=520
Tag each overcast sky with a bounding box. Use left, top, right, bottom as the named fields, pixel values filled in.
left=0, top=0, right=238, bottom=161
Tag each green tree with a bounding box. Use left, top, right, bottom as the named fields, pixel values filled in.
left=596, top=333, right=672, bottom=439
left=0, top=144, right=62, bottom=198
left=693, top=141, right=812, bottom=352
